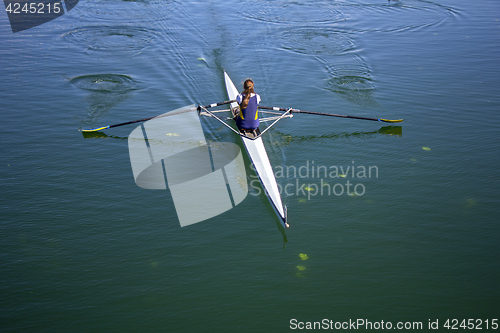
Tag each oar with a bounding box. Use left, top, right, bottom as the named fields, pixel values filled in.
left=259, top=106, right=403, bottom=123
left=81, top=100, right=236, bottom=132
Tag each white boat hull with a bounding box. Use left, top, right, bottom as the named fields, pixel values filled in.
left=224, top=71, right=288, bottom=228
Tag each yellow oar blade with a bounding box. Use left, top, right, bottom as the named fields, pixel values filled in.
left=81, top=126, right=110, bottom=132
left=379, top=118, right=404, bottom=123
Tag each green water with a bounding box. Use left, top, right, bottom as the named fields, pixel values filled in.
left=1, top=0, right=499, bottom=332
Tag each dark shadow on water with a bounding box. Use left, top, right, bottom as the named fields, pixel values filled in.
left=276, top=125, right=402, bottom=145
left=277, top=219, right=288, bottom=248
left=81, top=131, right=127, bottom=140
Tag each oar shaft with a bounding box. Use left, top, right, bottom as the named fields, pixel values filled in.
left=294, top=110, right=385, bottom=122
left=258, top=106, right=403, bottom=123
left=81, top=100, right=236, bottom=132
left=108, top=116, right=161, bottom=129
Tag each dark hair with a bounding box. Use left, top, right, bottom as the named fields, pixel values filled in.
left=239, top=78, right=255, bottom=109
left=243, top=79, right=255, bottom=95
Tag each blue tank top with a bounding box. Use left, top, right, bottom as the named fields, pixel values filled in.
left=236, top=94, right=259, bottom=129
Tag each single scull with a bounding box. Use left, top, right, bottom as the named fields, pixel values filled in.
left=223, top=71, right=289, bottom=229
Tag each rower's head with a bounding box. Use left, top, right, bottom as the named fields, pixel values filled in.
left=243, top=79, right=254, bottom=93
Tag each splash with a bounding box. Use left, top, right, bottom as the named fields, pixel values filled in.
left=70, top=74, right=143, bottom=125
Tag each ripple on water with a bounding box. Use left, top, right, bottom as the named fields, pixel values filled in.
left=63, top=25, right=156, bottom=54
left=70, top=74, right=144, bottom=124
left=329, top=75, right=374, bottom=93
left=240, top=1, right=344, bottom=25
left=75, top=0, right=170, bottom=23
left=333, top=0, right=459, bottom=33
left=324, top=57, right=378, bottom=107
left=240, top=0, right=456, bottom=33
left=278, top=27, right=354, bottom=55
left=70, top=74, right=144, bottom=93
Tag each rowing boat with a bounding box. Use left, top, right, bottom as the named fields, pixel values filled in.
left=223, top=71, right=289, bottom=229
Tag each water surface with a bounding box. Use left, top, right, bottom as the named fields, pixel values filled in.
left=1, top=0, right=499, bottom=331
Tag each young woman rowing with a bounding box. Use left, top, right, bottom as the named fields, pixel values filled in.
left=235, top=78, right=261, bottom=132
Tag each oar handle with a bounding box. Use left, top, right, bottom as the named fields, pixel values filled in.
left=258, top=106, right=403, bottom=123
left=203, top=100, right=236, bottom=109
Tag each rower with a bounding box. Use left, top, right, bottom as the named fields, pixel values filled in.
left=236, top=78, right=261, bottom=134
